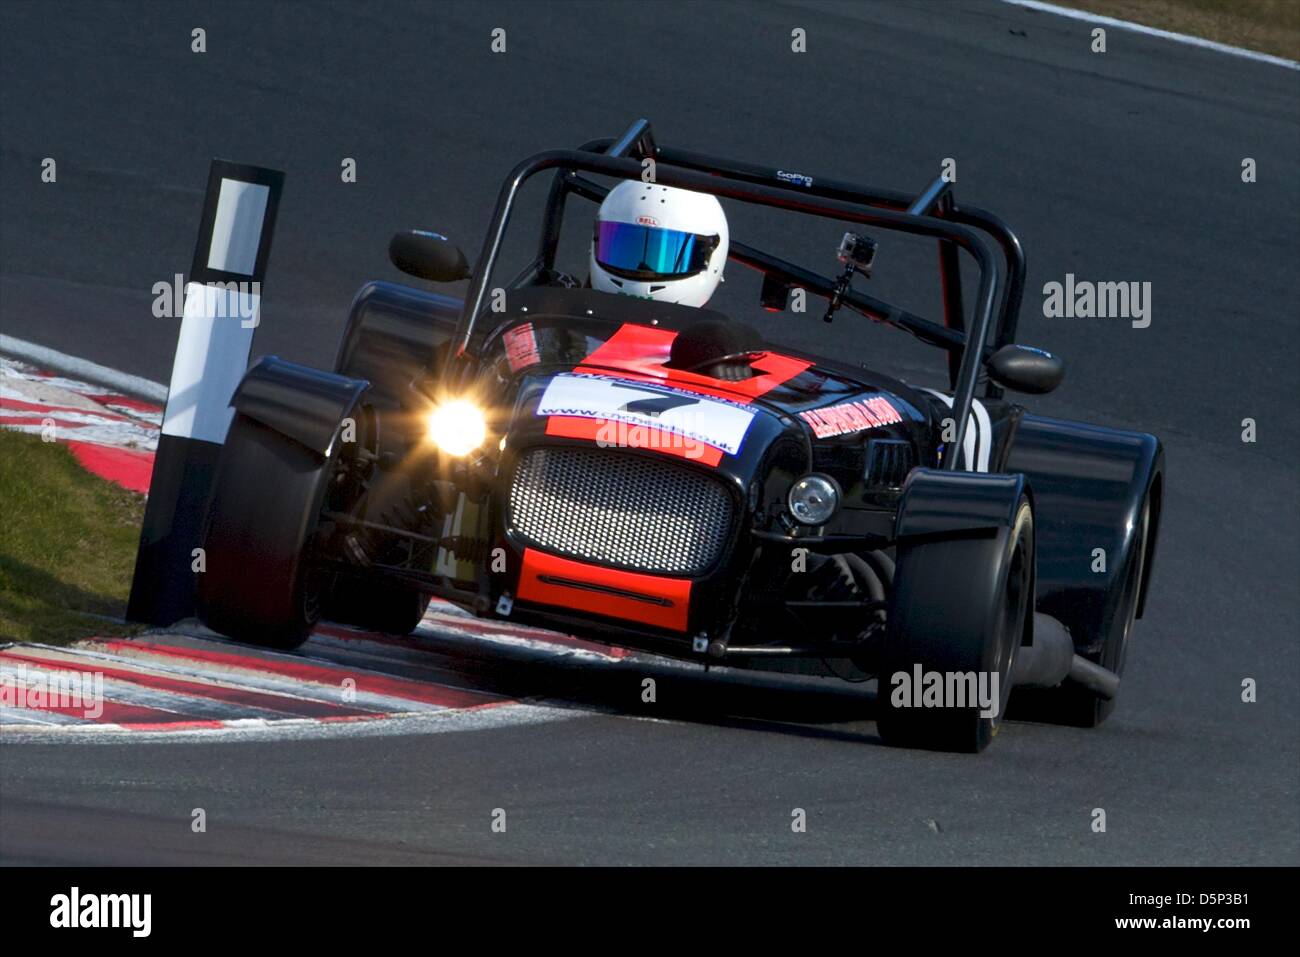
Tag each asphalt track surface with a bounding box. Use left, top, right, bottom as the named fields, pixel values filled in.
left=1, top=0, right=1297, bottom=865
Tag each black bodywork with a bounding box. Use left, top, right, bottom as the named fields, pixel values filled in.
left=220, top=119, right=1163, bottom=686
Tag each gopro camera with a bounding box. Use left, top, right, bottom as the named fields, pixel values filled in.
left=837, top=232, right=878, bottom=276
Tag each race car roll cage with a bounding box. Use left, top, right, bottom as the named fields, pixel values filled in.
left=446, top=119, right=1028, bottom=471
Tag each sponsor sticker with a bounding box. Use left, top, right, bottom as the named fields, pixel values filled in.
left=503, top=322, right=540, bottom=372
left=799, top=396, right=902, bottom=439
left=537, top=373, right=756, bottom=456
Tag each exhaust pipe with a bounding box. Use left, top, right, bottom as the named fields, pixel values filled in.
left=1014, top=613, right=1119, bottom=701
left=1067, top=655, right=1120, bottom=701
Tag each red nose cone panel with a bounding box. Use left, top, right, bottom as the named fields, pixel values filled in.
left=517, top=547, right=692, bottom=632
left=575, top=323, right=810, bottom=404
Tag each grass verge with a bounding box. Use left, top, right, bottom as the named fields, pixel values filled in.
left=0, top=429, right=145, bottom=644
left=1061, top=0, right=1300, bottom=62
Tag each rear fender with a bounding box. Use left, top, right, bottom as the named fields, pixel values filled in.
left=1006, top=414, right=1163, bottom=652
left=334, top=280, right=461, bottom=406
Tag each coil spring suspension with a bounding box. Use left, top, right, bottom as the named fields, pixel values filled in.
left=338, top=476, right=487, bottom=567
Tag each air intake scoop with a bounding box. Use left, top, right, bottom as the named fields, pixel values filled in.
left=665, top=319, right=765, bottom=381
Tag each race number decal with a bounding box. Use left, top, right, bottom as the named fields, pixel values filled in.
left=537, top=373, right=756, bottom=456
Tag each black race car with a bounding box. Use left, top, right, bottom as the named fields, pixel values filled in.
left=196, top=120, right=1163, bottom=752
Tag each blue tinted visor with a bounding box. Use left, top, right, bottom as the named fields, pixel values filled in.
left=594, top=222, right=717, bottom=280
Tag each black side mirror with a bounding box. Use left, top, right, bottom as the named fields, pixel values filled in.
left=987, top=344, right=1065, bottom=394
left=388, top=230, right=470, bottom=282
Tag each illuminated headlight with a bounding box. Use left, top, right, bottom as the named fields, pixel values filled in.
left=427, top=399, right=487, bottom=456
left=787, top=474, right=840, bottom=525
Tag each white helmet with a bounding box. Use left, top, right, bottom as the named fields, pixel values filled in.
left=589, top=181, right=729, bottom=307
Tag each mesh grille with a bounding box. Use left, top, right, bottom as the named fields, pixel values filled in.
left=507, top=447, right=734, bottom=575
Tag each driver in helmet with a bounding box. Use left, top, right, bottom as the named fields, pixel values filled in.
left=588, top=181, right=730, bottom=307
left=584, top=181, right=767, bottom=380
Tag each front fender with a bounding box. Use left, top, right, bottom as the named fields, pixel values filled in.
left=895, top=468, right=1029, bottom=541
left=232, top=356, right=368, bottom=458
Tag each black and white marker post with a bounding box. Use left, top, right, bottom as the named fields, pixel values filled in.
left=127, top=160, right=284, bottom=626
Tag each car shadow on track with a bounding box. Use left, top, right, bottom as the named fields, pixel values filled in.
left=309, top=620, right=887, bottom=746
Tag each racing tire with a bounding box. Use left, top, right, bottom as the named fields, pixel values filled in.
left=196, top=413, right=334, bottom=650
left=875, top=496, right=1034, bottom=753
left=1013, top=495, right=1151, bottom=728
